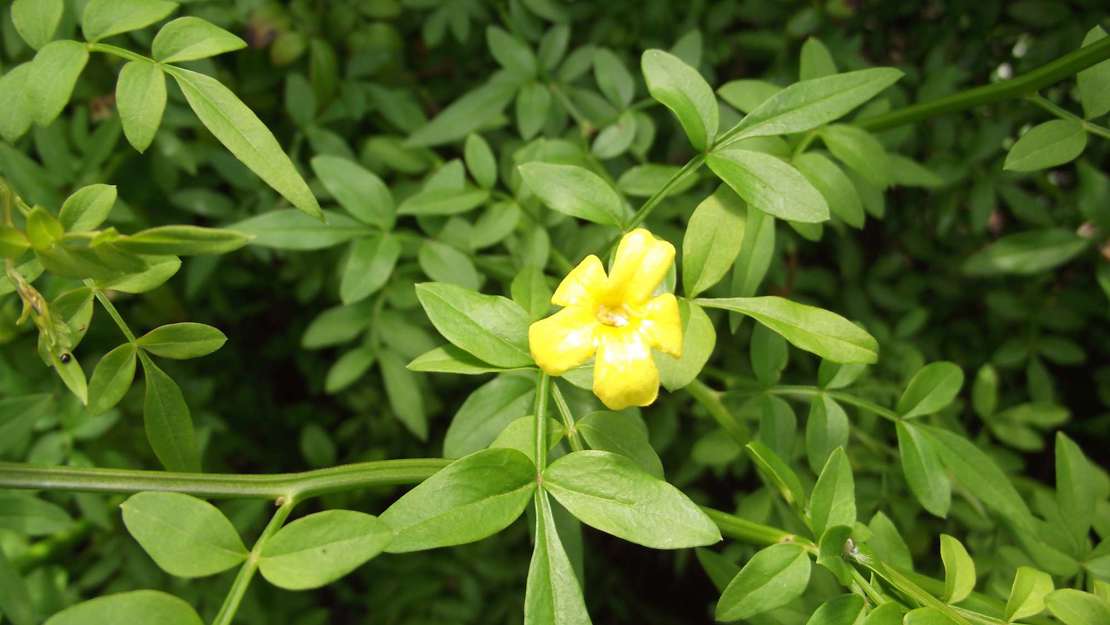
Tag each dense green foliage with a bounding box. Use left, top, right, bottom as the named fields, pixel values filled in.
left=0, top=1, right=1109, bottom=624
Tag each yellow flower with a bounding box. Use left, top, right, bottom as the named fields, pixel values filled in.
left=528, top=228, right=682, bottom=410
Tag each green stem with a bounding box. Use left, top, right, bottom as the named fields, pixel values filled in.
left=211, top=500, right=295, bottom=625
left=86, top=283, right=137, bottom=343
left=0, top=459, right=449, bottom=500
left=534, top=373, right=551, bottom=471
left=701, top=506, right=809, bottom=548
left=769, top=385, right=901, bottom=422
left=686, top=379, right=751, bottom=446
left=549, top=82, right=594, bottom=135
left=86, top=42, right=149, bottom=64
left=623, top=153, right=705, bottom=231
left=1026, top=93, right=1110, bottom=140
left=857, top=36, right=1110, bottom=131
left=550, top=381, right=585, bottom=452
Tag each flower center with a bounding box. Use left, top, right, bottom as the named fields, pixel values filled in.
left=596, top=304, right=631, bottom=327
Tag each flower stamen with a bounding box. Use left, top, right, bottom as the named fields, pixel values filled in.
left=596, top=304, right=631, bottom=328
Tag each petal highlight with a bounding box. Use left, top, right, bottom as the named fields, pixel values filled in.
left=592, top=329, right=661, bottom=410
left=607, top=228, right=675, bottom=304
left=528, top=305, right=599, bottom=375
left=551, top=255, right=607, bottom=307
left=640, top=293, right=683, bottom=358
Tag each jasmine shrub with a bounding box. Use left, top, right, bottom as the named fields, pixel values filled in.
left=0, top=2, right=1109, bottom=625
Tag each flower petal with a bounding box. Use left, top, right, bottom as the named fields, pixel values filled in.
left=551, top=255, right=607, bottom=307
left=592, top=328, right=661, bottom=410
left=529, top=305, right=599, bottom=375
left=640, top=293, right=682, bottom=357
left=607, top=228, right=675, bottom=304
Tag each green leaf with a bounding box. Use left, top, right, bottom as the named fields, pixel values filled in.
left=136, top=323, right=227, bottom=359
left=487, top=27, right=537, bottom=77
left=398, top=187, right=490, bottom=217
left=59, top=184, right=117, bottom=232
left=116, top=60, right=167, bottom=153
left=1004, top=119, right=1087, bottom=172
left=120, top=492, right=247, bottom=578
left=807, top=595, right=865, bottom=625
left=166, top=66, right=320, bottom=218
left=118, top=262, right=184, bottom=297
left=408, top=79, right=518, bottom=147
left=324, top=347, right=375, bottom=394
left=963, top=228, right=1089, bottom=275
left=641, top=49, right=718, bottom=150
left=11, top=0, right=63, bottom=49
left=1045, top=590, right=1110, bottom=625
left=464, top=134, right=498, bottom=189
left=88, top=343, right=137, bottom=415
left=655, top=299, right=716, bottom=391
left=311, top=155, right=394, bottom=229
left=444, top=374, right=535, bottom=458
left=115, top=225, right=251, bottom=256
left=0, top=545, right=33, bottom=625
left=577, top=411, right=664, bottom=478
left=717, top=79, right=782, bottom=114
left=511, top=265, right=553, bottom=320
left=415, top=282, right=532, bottom=368
left=972, top=364, right=998, bottom=418
left=730, top=199, right=775, bottom=307
left=896, top=421, right=951, bottom=518
left=152, top=17, right=246, bottom=63
left=925, top=426, right=1035, bottom=532
left=707, top=149, right=829, bottom=223
left=699, top=296, right=878, bottom=363
left=489, top=416, right=565, bottom=463
left=231, top=209, right=370, bottom=250
left=0, top=494, right=71, bottom=535
left=897, top=362, right=964, bottom=418
left=340, top=234, right=400, bottom=304
left=140, top=354, right=200, bottom=472
left=542, top=450, right=720, bottom=549
left=939, top=534, right=976, bottom=603
left=44, top=591, right=202, bottom=625
left=793, top=152, right=864, bottom=228
left=594, top=47, right=635, bottom=107
left=1005, top=566, right=1053, bottom=622
left=50, top=350, right=88, bottom=405
left=863, top=603, right=908, bottom=625
left=903, top=608, right=961, bottom=625
left=301, top=302, right=372, bottom=349
left=516, top=82, right=551, bottom=140
left=0, top=64, right=35, bottom=142
left=820, top=124, right=889, bottom=188
left=805, top=394, right=849, bottom=474
left=800, top=38, right=838, bottom=80
left=518, top=163, right=627, bottom=226
left=408, top=345, right=518, bottom=375
left=260, top=510, right=392, bottom=590
left=746, top=440, right=807, bottom=507
left=82, top=0, right=178, bottom=41
left=715, top=543, right=811, bottom=621
left=380, top=448, right=536, bottom=553
left=28, top=41, right=89, bottom=126
left=725, top=68, right=903, bottom=142
left=809, top=447, right=855, bottom=537
left=1056, top=432, right=1097, bottom=546
left=379, top=349, right=427, bottom=440
left=525, top=491, right=592, bottom=625
left=683, top=185, right=746, bottom=297
left=418, top=240, right=481, bottom=290
left=751, top=323, right=788, bottom=385
left=1078, top=27, right=1110, bottom=119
